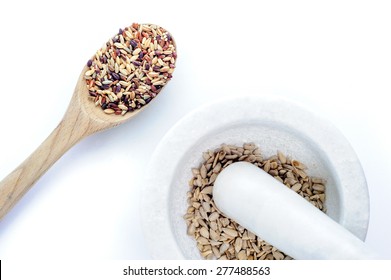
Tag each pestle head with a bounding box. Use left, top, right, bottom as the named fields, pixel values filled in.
left=213, top=162, right=377, bottom=259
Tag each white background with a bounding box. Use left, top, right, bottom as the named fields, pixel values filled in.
left=0, top=0, right=390, bottom=259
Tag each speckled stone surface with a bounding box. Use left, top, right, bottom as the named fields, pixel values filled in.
left=141, top=95, right=369, bottom=259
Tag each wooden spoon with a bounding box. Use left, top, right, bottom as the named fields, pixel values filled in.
left=0, top=26, right=176, bottom=220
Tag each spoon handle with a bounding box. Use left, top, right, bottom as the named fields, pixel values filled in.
left=0, top=105, right=94, bottom=221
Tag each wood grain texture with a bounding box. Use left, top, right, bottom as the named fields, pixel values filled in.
left=0, top=66, right=143, bottom=220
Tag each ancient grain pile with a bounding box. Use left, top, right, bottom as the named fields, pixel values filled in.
left=84, top=23, right=176, bottom=115
left=184, top=143, right=326, bottom=260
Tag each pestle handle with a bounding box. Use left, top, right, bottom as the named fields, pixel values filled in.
left=213, top=162, right=378, bottom=260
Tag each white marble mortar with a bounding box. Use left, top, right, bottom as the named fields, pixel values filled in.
left=141, top=95, right=369, bottom=259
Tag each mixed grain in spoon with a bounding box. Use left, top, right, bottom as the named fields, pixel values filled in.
left=84, top=23, right=176, bottom=115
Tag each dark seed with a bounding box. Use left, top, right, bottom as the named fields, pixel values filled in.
left=111, top=72, right=120, bottom=80
left=87, top=59, right=93, bottom=67
left=130, top=39, right=138, bottom=48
